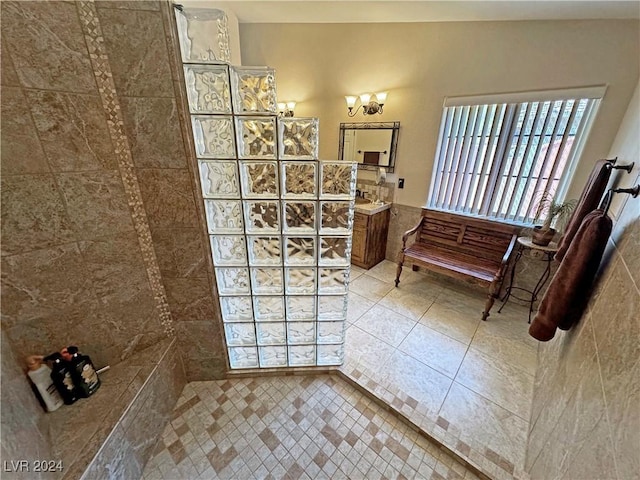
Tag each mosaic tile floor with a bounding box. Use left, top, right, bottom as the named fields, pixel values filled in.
left=341, top=261, right=536, bottom=480
left=142, top=376, right=483, bottom=480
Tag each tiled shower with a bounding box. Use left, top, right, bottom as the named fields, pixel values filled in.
left=175, top=7, right=357, bottom=369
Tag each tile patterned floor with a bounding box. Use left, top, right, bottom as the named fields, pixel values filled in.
left=341, top=261, right=537, bottom=480
left=142, top=376, right=484, bottom=480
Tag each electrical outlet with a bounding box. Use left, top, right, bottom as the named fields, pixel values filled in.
left=398, top=178, right=405, bottom=189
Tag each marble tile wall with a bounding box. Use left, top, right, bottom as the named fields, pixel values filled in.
left=0, top=0, right=167, bottom=370
left=526, top=174, right=639, bottom=477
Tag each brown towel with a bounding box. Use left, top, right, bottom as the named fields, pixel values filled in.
left=555, top=160, right=611, bottom=261
left=529, top=209, right=612, bottom=342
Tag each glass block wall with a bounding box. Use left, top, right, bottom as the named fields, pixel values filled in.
left=175, top=7, right=357, bottom=369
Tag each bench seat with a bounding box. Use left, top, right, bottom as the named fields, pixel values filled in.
left=395, top=209, right=518, bottom=320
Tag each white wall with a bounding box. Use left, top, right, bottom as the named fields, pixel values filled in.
left=239, top=20, right=639, bottom=207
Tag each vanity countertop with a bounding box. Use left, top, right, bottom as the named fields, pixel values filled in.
left=354, top=201, right=391, bottom=215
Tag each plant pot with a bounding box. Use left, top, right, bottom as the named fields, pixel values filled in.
left=531, top=226, right=556, bottom=246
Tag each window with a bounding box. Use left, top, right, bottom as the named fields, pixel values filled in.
left=428, top=86, right=605, bottom=225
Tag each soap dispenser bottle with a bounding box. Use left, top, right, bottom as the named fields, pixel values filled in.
left=45, top=352, right=79, bottom=405
left=26, top=355, right=64, bottom=412
left=66, top=346, right=100, bottom=397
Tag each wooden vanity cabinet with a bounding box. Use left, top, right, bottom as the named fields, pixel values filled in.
left=351, top=209, right=390, bottom=269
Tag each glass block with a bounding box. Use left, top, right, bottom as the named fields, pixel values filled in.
left=215, top=267, right=250, bottom=296
left=317, top=344, right=344, bottom=366
left=175, top=8, right=230, bottom=64
left=283, top=202, right=316, bottom=234
left=199, top=160, right=240, bottom=199
left=253, top=296, right=285, bottom=321
left=224, top=323, right=256, bottom=346
left=250, top=268, right=284, bottom=295
left=317, top=322, right=345, bottom=344
left=210, top=235, right=247, bottom=266
left=192, top=116, right=235, bottom=158
left=281, top=162, right=317, bottom=199
left=220, top=296, right=253, bottom=322
left=204, top=200, right=243, bottom=234
left=244, top=201, right=279, bottom=234
left=287, top=322, right=315, bottom=344
left=236, top=117, right=276, bottom=159
left=320, top=161, right=357, bottom=199
left=320, top=201, right=354, bottom=235
left=230, top=67, right=277, bottom=115
left=239, top=161, right=279, bottom=198
left=284, top=237, right=316, bottom=267
left=318, top=295, right=348, bottom=320
left=284, top=268, right=316, bottom=295
left=256, top=322, right=286, bottom=346
left=318, top=268, right=349, bottom=295
left=319, top=236, right=351, bottom=266
left=259, top=346, right=287, bottom=368
left=288, top=345, right=315, bottom=366
left=228, top=347, right=258, bottom=369
left=277, top=117, right=319, bottom=160
left=247, top=236, right=281, bottom=266
left=184, top=65, right=231, bottom=114
left=285, top=296, right=316, bottom=321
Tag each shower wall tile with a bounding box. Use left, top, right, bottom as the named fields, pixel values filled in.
left=235, top=116, right=277, bottom=159
left=119, top=97, right=187, bottom=169
left=56, top=171, right=135, bottom=239
left=96, top=7, right=173, bottom=97
left=176, top=321, right=223, bottom=360
left=184, top=64, right=231, bottom=114
left=1, top=39, right=20, bottom=86
left=95, top=1, right=160, bottom=12
left=230, top=66, right=277, bottom=115
left=136, top=168, right=199, bottom=228
left=199, top=160, right=241, bottom=198
left=192, top=116, right=236, bottom=158
left=1, top=1, right=96, bottom=93
left=0, top=87, right=49, bottom=175
left=174, top=7, right=231, bottom=64
left=277, top=117, right=319, bottom=160
left=164, top=277, right=216, bottom=322
left=77, top=232, right=149, bottom=301
left=0, top=174, right=76, bottom=256
left=26, top=90, right=117, bottom=172
left=204, top=200, right=244, bottom=234
left=150, top=228, right=208, bottom=279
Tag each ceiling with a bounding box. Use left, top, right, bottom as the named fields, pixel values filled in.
left=183, top=1, right=640, bottom=23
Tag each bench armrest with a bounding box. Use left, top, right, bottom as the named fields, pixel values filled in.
left=501, top=234, right=518, bottom=266
left=401, top=219, right=424, bottom=250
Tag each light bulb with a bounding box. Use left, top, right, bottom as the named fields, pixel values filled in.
left=345, top=96, right=357, bottom=108
left=375, top=91, right=388, bottom=104
left=277, top=102, right=286, bottom=113
left=286, top=101, right=296, bottom=110
left=359, top=93, right=372, bottom=105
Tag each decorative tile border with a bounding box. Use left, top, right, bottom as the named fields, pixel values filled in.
left=76, top=0, right=174, bottom=335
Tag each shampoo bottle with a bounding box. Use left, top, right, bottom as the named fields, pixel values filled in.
left=45, top=352, right=79, bottom=405
left=26, top=356, right=64, bottom=412
left=66, top=346, right=100, bottom=397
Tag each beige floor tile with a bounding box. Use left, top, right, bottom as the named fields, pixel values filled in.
left=349, top=274, right=395, bottom=302
left=368, top=259, right=417, bottom=284
left=344, top=324, right=396, bottom=373
left=398, top=323, right=468, bottom=378
left=346, top=291, right=375, bottom=324
left=379, top=350, right=453, bottom=414
left=378, top=284, right=437, bottom=320
left=349, top=264, right=366, bottom=280
left=439, top=382, right=528, bottom=468
left=354, top=304, right=416, bottom=347
left=420, top=302, right=480, bottom=345
left=455, top=348, right=534, bottom=421
left=471, top=314, right=538, bottom=376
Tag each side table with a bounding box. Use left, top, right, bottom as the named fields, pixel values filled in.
left=498, top=236, right=558, bottom=323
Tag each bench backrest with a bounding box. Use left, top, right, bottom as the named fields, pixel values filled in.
left=417, top=209, right=517, bottom=262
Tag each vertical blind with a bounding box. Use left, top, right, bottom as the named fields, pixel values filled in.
left=428, top=87, right=605, bottom=225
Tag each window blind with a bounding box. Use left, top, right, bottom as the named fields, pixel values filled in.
left=428, top=88, right=603, bottom=225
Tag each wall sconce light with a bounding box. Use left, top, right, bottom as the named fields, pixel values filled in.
left=278, top=101, right=296, bottom=117
left=345, top=92, right=387, bottom=117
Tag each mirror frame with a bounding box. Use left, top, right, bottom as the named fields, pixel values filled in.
left=338, top=121, right=400, bottom=173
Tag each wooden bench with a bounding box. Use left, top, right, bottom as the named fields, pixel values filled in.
left=395, top=209, right=518, bottom=320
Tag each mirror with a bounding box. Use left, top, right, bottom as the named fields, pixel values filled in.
left=338, top=122, right=400, bottom=172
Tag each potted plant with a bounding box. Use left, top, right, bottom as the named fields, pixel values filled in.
left=531, top=192, right=576, bottom=246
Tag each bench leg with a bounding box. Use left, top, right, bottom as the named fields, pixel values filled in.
left=482, top=281, right=500, bottom=321
left=395, top=255, right=404, bottom=287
